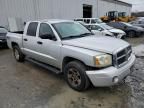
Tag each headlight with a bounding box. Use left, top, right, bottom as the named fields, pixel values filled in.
left=94, top=54, right=112, bottom=68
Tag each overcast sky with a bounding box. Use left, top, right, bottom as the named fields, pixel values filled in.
left=120, top=0, right=144, bottom=12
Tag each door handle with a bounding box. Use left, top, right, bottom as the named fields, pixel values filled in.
left=37, top=41, right=43, bottom=45
left=24, top=38, right=28, bottom=41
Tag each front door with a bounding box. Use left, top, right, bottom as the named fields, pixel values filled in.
left=36, top=23, right=61, bottom=68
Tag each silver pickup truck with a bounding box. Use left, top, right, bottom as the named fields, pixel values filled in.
left=7, top=19, right=136, bottom=91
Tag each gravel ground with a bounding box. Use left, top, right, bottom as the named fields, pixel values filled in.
left=0, top=37, right=144, bottom=108
left=125, top=36, right=144, bottom=46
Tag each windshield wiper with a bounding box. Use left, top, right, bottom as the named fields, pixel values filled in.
left=79, top=32, right=93, bottom=36
left=62, top=33, right=93, bottom=40
left=62, top=35, right=81, bottom=40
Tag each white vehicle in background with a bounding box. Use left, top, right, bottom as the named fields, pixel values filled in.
left=86, top=23, right=126, bottom=39
left=75, top=21, right=110, bottom=36
left=74, top=18, right=104, bottom=24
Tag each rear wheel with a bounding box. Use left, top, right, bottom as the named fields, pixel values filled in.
left=64, top=61, right=90, bottom=91
left=13, top=46, right=25, bottom=62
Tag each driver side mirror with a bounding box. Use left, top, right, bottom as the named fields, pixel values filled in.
left=39, top=34, right=57, bottom=41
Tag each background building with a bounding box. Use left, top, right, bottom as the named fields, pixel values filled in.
left=0, top=0, right=132, bottom=28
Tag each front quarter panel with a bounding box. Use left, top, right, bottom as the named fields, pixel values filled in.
left=61, top=45, right=105, bottom=69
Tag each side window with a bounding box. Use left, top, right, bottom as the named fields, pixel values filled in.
left=109, top=22, right=117, bottom=28
left=131, top=21, right=136, bottom=24
left=39, top=23, right=55, bottom=40
left=27, top=22, right=38, bottom=36
left=110, top=22, right=123, bottom=28
left=139, top=21, right=142, bottom=24
left=83, top=19, right=86, bottom=23
left=85, top=19, right=90, bottom=23
left=119, top=23, right=125, bottom=28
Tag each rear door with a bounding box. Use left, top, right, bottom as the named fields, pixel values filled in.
left=23, top=22, right=39, bottom=58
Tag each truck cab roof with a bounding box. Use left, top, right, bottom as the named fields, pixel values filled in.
left=27, top=19, right=73, bottom=24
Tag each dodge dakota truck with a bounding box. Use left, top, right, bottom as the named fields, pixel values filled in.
left=6, top=19, right=136, bottom=91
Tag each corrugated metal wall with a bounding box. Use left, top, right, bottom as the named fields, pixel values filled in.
left=0, top=0, right=131, bottom=28
left=0, top=0, right=36, bottom=28
left=97, top=0, right=131, bottom=17
left=36, top=0, right=82, bottom=19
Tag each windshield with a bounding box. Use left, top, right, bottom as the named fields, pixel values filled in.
left=52, top=22, right=92, bottom=40
left=100, top=24, right=113, bottom=30
left=91, top=19, right=103, bottom=24
left=122, top=22, right=133, bottom=26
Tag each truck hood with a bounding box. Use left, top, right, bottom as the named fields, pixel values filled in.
left=62, top=36, right=129, bottom=54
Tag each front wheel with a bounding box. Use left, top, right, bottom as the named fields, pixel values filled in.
left=13, top=46, right=25, bottom=62
left=64, top=61, right=90, bottom=91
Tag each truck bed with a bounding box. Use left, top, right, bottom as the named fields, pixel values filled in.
left=6, top=32, right=23, bottom=49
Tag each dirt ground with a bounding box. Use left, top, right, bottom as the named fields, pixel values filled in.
left=125, top=36, right=144, bottom=46
left=0, top=37, right=144, bottom=108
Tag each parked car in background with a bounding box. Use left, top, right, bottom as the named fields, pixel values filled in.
left=86, top=23, right=126, bottom=39
left=74, top=18, right=104, bottom=24
left=0, top=26, right=8, bottom=47
left=7, top=19, right=135, bottom=91
left=129, top=20, right=144, bottom=28
left=135, top=17, right=144, bottom=21
left=108, top=22, right=144, bottom=37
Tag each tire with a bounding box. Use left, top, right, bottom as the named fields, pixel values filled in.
left=128, top=31, right=136, bottom=38
left=13, top=45, right=25, bottom=62
left=64, top=61, right=90, bottom=91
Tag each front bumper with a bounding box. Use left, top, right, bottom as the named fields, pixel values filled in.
left=86, top=54, right=136, bottom=87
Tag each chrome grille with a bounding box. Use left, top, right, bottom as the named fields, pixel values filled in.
left=115, top=46, right=132, bottom=68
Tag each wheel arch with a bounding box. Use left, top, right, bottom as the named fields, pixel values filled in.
left=11, top=42, right=19, bottom=48
left=62, top=56, right=87, bottom=72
